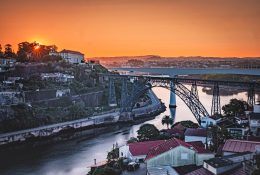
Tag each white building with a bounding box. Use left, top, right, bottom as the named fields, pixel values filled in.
left=56, top=89, right=70, bottom=97
left=119, top=140, right=165, bottom=162
left=59, top=49, right=84, bottom=64
left=187, top=152, right=252, bottom=175
left=41, top=73, right=74, bottom=83
left=145, top=138, right=214, bottom=167
left=201, top=116, right=221, bottom=128
left=184, top=128, right=210, bottom=144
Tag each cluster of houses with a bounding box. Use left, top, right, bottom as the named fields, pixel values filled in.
left=119, top=103, right=260, bottom=175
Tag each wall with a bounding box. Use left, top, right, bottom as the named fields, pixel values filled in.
left=25, top=90, right=57, bottom=102
left=72, top=91, right=103, bottom=107
left=185, top=136, right=207, bottom=144
left=196, top=153, right=214, bottom=166
left=147, top=146, right=196, bottom=167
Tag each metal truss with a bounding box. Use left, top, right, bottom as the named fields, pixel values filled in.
left=211, top=83, right=221, bottom=115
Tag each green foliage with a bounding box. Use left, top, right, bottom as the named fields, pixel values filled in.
left=107, top=148, right=119, bottom=160
left=127, top=137, right=138, bottom=144
left=172, top=120, right=199, bottom=129
left=209, top=126, right=231, bottom=152
left=222, top=99, right=248, bottom=117
left=162, top=115, right=173, bottom=129
left=137, top=124, right=160, bottom=141
left=252, top=169, right=260, bottom=175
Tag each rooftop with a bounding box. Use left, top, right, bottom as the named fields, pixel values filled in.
left=129, top=140, right=165, bottom=156
left=222, top=139, right=260, bottom=153
left=186, top=166, right=246, bottom=175
left=185, top=128, right=207, bottom=137
left=60, top=49, right=84, bottom=55
left=204, top=157, right=234, bottom=168
left=145, top=138, right=211, bottom=160
left=145, top=138, right=191, bottom=160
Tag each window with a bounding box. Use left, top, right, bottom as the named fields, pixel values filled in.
left=181, top=153, right=188, bottom=160
left=121, top=152, right=123, bottom=156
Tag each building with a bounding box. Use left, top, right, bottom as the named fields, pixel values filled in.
left=0, top=91, right=24, bottom=105
left=222, top=139, right=260, bottom=156
left=187, top=152, right=253, bottom=175
left=184, top=128, right=210, bottom=144
left=227, top=127, right=249, bottom=139
left=249, top=104, right=260, bottom=136
left=59, top=49, right=84, bottom=64
left=119, top=140, right=165, bottom=162
left=145, top=138, right=214, bottom=167
left=201, top=116, right=221, bottom=128
left=41, top=73, right=74, bottom=83
left=56, top=89, right=70, bottom=97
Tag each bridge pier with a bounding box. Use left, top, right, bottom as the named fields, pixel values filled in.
left=169, top=81, right=177, bottom=108
left=120, top=78, right=128, bottom=112
left=247, top=84, right=255, bottom=107
left=211, top=83, right=221, bottom=115
left=108, top=78, right=117, bottom=107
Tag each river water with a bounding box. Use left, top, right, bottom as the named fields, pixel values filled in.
left=0, top=86, right=257, bottom=175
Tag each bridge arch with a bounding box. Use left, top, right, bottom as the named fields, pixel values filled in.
left=125, top=79, right=209, bottom=123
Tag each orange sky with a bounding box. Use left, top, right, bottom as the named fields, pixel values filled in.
left=0, top=0, right=260, bottom=57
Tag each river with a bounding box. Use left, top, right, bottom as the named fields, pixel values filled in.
left=0, top=86, right=257, bottom=175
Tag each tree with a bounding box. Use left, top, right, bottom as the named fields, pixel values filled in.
left=0, top=44, right=3, bottom=57
left=127, top=137, right=138, bottom=144
left=172, top=120, right=199, bottom=129
left=4, top=44, right=16, bottom=58
left=137, top=124, right=160, bottom=141
left=161, top=115, right=173, bottom=129
left=208, top=126, right=230, bottom=152
left=17, top=42, right=32, bottom=62
left=222, top=99, right=248, bottom=117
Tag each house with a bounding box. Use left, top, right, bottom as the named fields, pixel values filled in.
left=0, top=91, right=24, bottom=105
left=235, top=115, right=249, bottom=126
left=222, top=139, right=260, bottom=156
left=59, top=49, right=84, bottom=64
left=145, top=138, right=214, bottom=167
left=249, top=104, right=260, bottom=136
left=227, top=127, right=249, bottom=139
left=184, top=128, right=210, bottom=144
left=41, top=73, right=74, bottom=83
left=56, top=89, right=70, bottom=97
left=186, top=152, right=253, bottom=175
left=201, top=116, right=221, bottom=128
left=119, top=140, right=165, bottom=162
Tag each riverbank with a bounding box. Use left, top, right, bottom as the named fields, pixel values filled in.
left=0, top=90, right=165, bottom=148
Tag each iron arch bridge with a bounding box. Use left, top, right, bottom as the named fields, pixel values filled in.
left=104, top=74, right=260, bottom=123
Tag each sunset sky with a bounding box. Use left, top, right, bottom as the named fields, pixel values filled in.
left=1, top=0, right=260, bottom=57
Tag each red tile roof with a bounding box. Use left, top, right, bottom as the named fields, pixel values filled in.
left=129, top=140, right=165, bottom=156
left=186, top=166, right=246, bottom=175
left=145, top=138, right=211, bottom=160
left=185, top=128, right=207, bottom=137
left=188, top=141, right=211, bottom=154
left=222, top=139, right=260, bottom=153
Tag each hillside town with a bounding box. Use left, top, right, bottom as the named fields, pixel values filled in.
left=0, top=42, right=260, bottom=175
left=87, top=102, right=260, bottom=175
